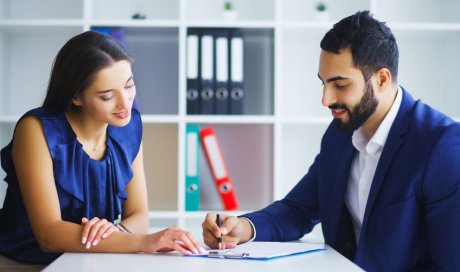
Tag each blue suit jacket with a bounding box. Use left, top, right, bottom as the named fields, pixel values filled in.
left=244, top=88, right=460, bottom=271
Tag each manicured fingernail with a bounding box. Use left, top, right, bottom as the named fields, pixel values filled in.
left=82, top=237, right=86, bottom=244
left=86, top=242, right=91, bottom=249
left=184, top=250, right=192, bottom=255
left=102, top=233, right=108, bottom=239
left=192, top=248, right=198, bottom=254
left=92, top=239, right=98, bottom=246
left=200, top=247, right=207, bottom=253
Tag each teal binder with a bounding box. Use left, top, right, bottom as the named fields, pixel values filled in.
left=185, top=125, right=200, bottom=211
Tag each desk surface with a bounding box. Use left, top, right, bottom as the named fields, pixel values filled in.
left=43, top=244, right=363, bottom=272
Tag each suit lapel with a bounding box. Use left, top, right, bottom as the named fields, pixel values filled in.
left=329, top=139, right=355, bottom=238
left=359, top=88, right=413, bottom=242
left=362, top=133, right=404, bottom=226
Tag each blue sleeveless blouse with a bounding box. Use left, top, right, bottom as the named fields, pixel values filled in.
left=0, top=107, right=142, bottom=264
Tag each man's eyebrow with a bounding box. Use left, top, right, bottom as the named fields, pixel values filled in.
left=326, top=76, right=351, bottom=83
left=317, top=74, right=351, bottom=83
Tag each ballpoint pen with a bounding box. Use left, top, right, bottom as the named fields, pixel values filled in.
left=216, top=213, right=223, bottom=248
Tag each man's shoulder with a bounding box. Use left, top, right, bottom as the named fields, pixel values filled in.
left=411, top=100, right=458, bottom=132
left=401, top=99, right=460, bottom=150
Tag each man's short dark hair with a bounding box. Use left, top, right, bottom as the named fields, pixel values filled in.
left=320, top=10, right=399, bottom=83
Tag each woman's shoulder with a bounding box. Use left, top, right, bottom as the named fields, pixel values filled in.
left=16, top=107, right=63, bottom=128
left=24, top=107, right=61, bottom=119
left=17, top=107, right=74, bottom=144
left=15, top=114, right=43, bottom=136
left=14, top=107, right=55, bottom=134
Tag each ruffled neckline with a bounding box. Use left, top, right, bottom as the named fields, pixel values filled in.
left=60, top=112, right=112, bottom=162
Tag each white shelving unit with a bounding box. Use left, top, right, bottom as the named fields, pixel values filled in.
left=1, top=0, right=460, bottom=236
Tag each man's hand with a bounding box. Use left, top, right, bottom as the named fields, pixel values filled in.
left=201, top=213, right=254, bottom=250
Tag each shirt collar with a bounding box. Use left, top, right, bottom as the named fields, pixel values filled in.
left=352, top=86, right=402, bottom=154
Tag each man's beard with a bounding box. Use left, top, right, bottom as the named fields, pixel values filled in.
left=330, top=81, right=378, bottom=131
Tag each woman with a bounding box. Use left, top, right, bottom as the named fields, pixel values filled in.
left=0, top=31, right=204, bottom=269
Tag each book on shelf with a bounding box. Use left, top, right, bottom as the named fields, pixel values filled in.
left=215, top=30, right=230, bottom=115
left=199, top=30, right=216, bottom=114
left=229, top=30, right=245, bottom=114
left=186, top=29, right=201, bottom=115
left=185, top=125, right=201, bottom=211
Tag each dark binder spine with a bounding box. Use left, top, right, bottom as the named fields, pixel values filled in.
left=186, top=28, right=201, bottom=115
left=200, top=30, right=215, bottom=114
left=214, top=30, right=230, bottom=115
left=229, top=30, right=244, bottom=115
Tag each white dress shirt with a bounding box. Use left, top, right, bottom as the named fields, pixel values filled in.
left=345, top=87, right=402, bottom=244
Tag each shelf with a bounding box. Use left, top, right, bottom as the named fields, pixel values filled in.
left=185, top=21, right=276, bottom=29
left=0, top=23, right=83, bottom=35
left=388, top=22, right=460, bottom=31
left=141, top=115, right=181, bottom=123
left=279, top=116, right=332, bottom=124
left=89, top=20, right=180, bottom=28
left=0, top=20, right=84, bottom=27
left=185, top=115, right=275, bottom=124
left=280, top=21, right=333, bottom=29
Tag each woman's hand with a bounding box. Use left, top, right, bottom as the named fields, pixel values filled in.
left=81, top=217, right=119, bottom=249
left=142, top=226, right=206, bottom=255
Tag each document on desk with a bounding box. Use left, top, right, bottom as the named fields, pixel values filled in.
left=192, top=242, right=326, bottom=260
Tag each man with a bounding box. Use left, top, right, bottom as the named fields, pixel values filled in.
left=201, top=11, right=460, bottom=271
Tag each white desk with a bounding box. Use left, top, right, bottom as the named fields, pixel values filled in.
left=43, top=244, right=363, bottom=272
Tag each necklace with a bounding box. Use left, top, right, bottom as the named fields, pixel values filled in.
left=65, top=112, right=107, bottom=154
left=80, top=132, right=106, bottom=153
left=91, top=134, right=105, bottom=152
